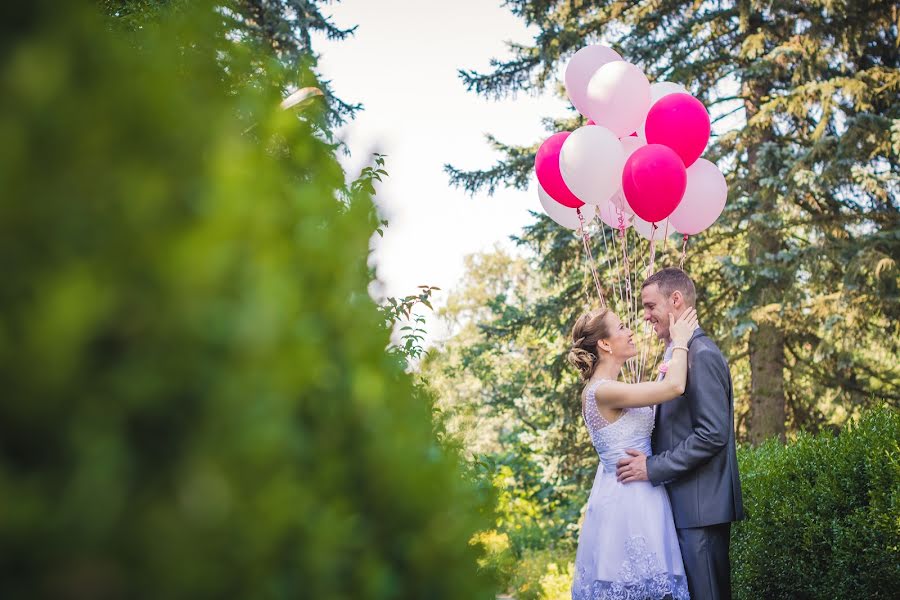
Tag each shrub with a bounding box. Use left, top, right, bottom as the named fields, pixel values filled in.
left=0, top=2, right=492, bottom=598
left=733, top=406, right=899, bottom=599
left=509, top=548, right=575, bottom=600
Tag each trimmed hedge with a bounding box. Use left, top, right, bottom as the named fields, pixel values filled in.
left=733, top=407, right=899, bottom=599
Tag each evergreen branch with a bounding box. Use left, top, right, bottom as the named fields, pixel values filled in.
left=445, top=136, right=537, bottom=196
left=457, top=48, right=543, bottom=99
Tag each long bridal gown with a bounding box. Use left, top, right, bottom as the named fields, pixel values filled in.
left=571, top=379, right=690, bottom=600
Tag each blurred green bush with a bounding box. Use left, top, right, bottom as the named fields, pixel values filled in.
left=0, top=1, right=492, bottom=598
left=732, top=406, right=899, bottom=599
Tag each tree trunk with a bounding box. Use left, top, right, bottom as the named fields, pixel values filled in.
left=747, top=315, right=786, bottom=444
left=741, top=3, right=786, bottom=444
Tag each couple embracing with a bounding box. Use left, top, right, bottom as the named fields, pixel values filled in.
left=567, top=268, right=744, bottom=600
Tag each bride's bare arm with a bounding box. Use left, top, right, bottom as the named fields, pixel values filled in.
left=594, top=309, right=698, bottom=410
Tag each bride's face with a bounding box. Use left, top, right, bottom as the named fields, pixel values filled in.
left=599, top=312, right=638, bottom=361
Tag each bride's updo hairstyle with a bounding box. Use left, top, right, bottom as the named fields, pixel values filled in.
left=567, top=308, right=612, bottom=382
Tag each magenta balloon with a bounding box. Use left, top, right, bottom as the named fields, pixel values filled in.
left=535, top=132, right=584, bottom=208
left=621, top=144, right=687, bottom=223
left=644, top=93, right=710, bottom=168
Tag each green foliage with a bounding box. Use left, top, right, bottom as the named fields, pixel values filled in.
left=470, top=529, right=517, bottom=591
left=102, top=0, right=360, bottom=126
left=0, top=1, right=492, bottom=598
left=534, top=559, right=576, bottom=600
left=504, top=548, right=574, bottom=600
left=732, top=406, right=900, bottom=599
left=380, top=285, right=441, bottom=364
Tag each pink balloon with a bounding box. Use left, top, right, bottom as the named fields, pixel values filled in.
left=597, top=194, right=632, bottom=229
left=668, top=158, right=727, bottom=234
left=584, top=61, right=651, bottom=138
left=535, top=132, right=584, bottom=208
left=621, top=144, right=687, bottom=223
left=565, top=45, right=622, bottom=117
left=608, top=189, right=630, bottom=213
left=645, top=93, right=710, bottom=167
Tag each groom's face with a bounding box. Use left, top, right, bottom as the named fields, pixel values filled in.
left=641, top=284, right=677, bottom=341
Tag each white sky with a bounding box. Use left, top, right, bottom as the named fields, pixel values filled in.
left=314, top=0, right=569, bottom=324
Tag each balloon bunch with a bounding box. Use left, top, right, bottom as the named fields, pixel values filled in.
left=536, top=44, right=727, bottom=240
left=534, top=45, right=729, bottom=381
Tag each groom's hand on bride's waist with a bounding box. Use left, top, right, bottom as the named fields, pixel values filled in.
left=616, top=449, right=649, bottom=483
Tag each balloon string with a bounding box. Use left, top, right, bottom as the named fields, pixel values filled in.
left=605, top=212, right=634, bottom=384
left=599, top=220, right=626, bottom=313
left=600, top=221, right=628, bottom=329
left=618, top=212, right=637, bottom=383
left=680, top=234, right=689, bottom=270
left=637, top=223, right=659, bottom=383
left=577, top=208, right=606, bottom=308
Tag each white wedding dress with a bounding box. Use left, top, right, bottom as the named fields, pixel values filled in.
left=571, top=379, right=690, bottom=600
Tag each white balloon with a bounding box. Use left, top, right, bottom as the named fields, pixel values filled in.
left=632, top=215, right=674, bottom=241
left=537, top=183, right=597, bottom=230
left=639, top=82, right=689, bottom=138
left=584, top=62, right=651, bottom=138
left=564, top=45, right=623, bottom=117
left=559, top=125, right=626, bottom=206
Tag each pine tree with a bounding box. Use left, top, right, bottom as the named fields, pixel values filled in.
left=102, top=0, right=360, bottom=125
left=447, top=0, right=899, bottom=442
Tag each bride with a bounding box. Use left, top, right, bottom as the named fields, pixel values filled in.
left=567, top=306, right=697, bottom=600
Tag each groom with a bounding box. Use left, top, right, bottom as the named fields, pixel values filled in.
left=616, top=267, right=744, bottom=600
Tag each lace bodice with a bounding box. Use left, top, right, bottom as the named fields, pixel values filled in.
left=582, top=379, right=655, bottom=471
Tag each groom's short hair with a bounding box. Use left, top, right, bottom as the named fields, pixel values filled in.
left=642, top=268, right=696, bottom=307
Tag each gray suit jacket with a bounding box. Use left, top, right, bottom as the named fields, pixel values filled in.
left=647, top=328, right=744, bottom=529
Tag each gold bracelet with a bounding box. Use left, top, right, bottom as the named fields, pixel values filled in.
left=672, top=345, right=689, bottom=353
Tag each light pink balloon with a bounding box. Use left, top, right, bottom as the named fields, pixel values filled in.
left=564, top=45, right=622, bottom=117
left=608, top=189, right=630, bottom=214
left=638, top=82, right=688, bottom=138
left=535, top=132, right=584, bottom=208
left=537, top=183, right=596, bottom=230
left=668, top=158, right=727, bottom=235
left=633, top=215, right=673, bottom=241
left=584, top=61, right=651, bottom=138
left=605, top=136, right=646, bottom=208
left=650, top=81, right=688, bottom=105
left=621, top=144, right=687, bottom=223
left=645, top=93, right=710, bottom=167
left=620, top=135, right=646, bottom=161
left=597, top=194, right=632, bottom=229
